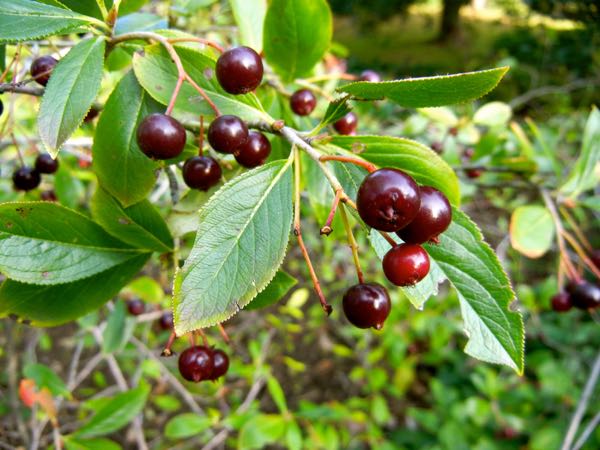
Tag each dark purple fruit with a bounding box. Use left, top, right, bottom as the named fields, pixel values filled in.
left=551, top=292, right=572, bottom=312
left=333, top=112, right=358, bottom=135
left=178, top=346, right=214, bottom=382
left=13, top=167, right=41, bottom=191
left=207, top=115, right=248, bottom=154
left=126, top=299, right=145, bottom=316
left=136, top=113, right=187, bottom=160
left=182, top=156, right=222, bottom=191
left=290, top=89, right=317, bottom=116
left=209, top=349, right=229, bottom=380
left=34, top=154, right=59, bottom=174
left=566, top=281, right=600, bottom=310
left=382, top=243, right=430, bottom=286
left=356, top=168, right=421, bottom=232
left=215, top=46, right=263, bottom=95
left=158, top=312, right=174, bottom=330
left=30, top=56, right=58, bottom=86
left=397, top=186, right=452, bottom=244
left=234, top=131, right=271, bottom=168
left=342, top=283, right=391, bottom=330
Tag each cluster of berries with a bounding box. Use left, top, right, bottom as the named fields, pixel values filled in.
left=341, top=168, right=452, bottom=330
left=552, top=252, right=600, bottom=312
left=12, top=154, right=58, bottom=191
left=178, top=345, right=229, bottom=383
left=135, top=46, right=271, bottom=192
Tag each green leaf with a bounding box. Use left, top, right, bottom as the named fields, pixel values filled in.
left=132, top=44, right=269, bottom=121
left=0, top=253, right=149, bottom=326
left=238, top=414, right=287, bottom=450
left=114, top=12, right=167, bottom=35
left=23, top=363, right=70, bottom=397
left=267, top=376, right=288, bottom=414
left=560, top=106, right=600, bottom=198
left=0, top=0, right=97, bottom=43
left=312, top=97, right=352, bottom=134
left=64, top=437, right=122, bottom=450
left=76, top=385, right=149, bottom=438
left=228, top=0, right=266, bottom=52
left=91, top=187, right=173, bottom=253
left=245, top=270, right=297, bottom=310
left=54, top=165, right=84, bottom=209
left=510, top=205, right=555, bottom=259
left=173, top=160, right=293, bottom=333
left=326, top=135, right=460, bottom=206
left=369, top=231, right=446, bottom=309
left=337, top=67, right=509, bottom=108
left=425, top=208, right=524, bottom=374
left=473, top=101, right=512, bottom=127
left=38, top=37, right=105, bottom=157
left=285, top=421, right=303, bottom=450
left=124, top=276, right=164, bottom=304
left=102, top=301, right=136, bottom=354
left=263, top=0, right=332, bottom=81
left=93, top=72, right=161, bottom=207
left=0, top=202, right=144, bottom=285
left=164, top=413, right=212, bottom=439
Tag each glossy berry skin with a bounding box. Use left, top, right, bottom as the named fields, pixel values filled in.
left=342, top=283, right=391, bottom=330
left=207, top=115, right=248, bottom=154
left=290, top=89, right=317, bottom=116
left=333, top=112, right=358, bottom=135
left=234, top=131, right=271, bottom=168
left=13, top=167, right=41, bottom=191
left=137, top=113, right=186, bottom=160
left=182, top=156, right=222, bottom=191
left=383, top=244, right=430, bottom=286
left=35, top=154, right=59, bottom=174
left=551, top=292, right=572, bottom=312
left=30, top=56, right=58, bottom=86
left=126, top=299, right=145, bottom=316
left=357, top=168, right=421, bottom=232
left=178, top=346, right=214, bottom=382
left=566, top=281, right=600, bottom=310
left=359, top=70, right=381, bottom=83
left=216, top=46, right=263, bottom=95
left=209, top=349, right=229, bottom=380
left=397, top=186, right=451, bottom=244
left=158, top=312, right=174, bottom=330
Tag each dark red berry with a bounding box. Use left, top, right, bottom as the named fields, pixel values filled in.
left=359, top=70, right=381, bottom=82
left=333, top=112, right=358, bottom=135
left=551, top=292, right=572, bottom=312
left=234, top=131, right=271, bottom=168
left=182, top=156, right=222, bottom=190
left=178, top=346, right=214, bottom=382
left=126, top=298, right=145, bottom=316
left=591, top=249, right=600, bottom=270
left=207, top=115, right=248, bottom=154
left=383, top=243, right=430, bottom=286
left=462, top=148, right=482, bottom=179
left=136, top=113, right=187, bottom=160
left=216, top=46, right=263, bottom=95
left=35, top=154, right=59, bottom=174
left=40, top=190, right=57, bottom=202
left=13, top=167, right=41, bottom=191
left=84, top=107, right=99, bottom=122
left=566, top=281, right=600, bottom=310
left=342, top=283, right=391, bottom=330
left=397, top=186, right=452, bottom=244
left=290, top=89, right=317, bottom=116
left=158, top=312, right=174, bottom=330
left=431, top=142, right=443, bottom=154
left=30, top=56, right=58, bottom=86
left=466, top=168, right=483, bottom=179
left=209, top=349, right=229, bottom=380
left=356, top=168, right=421, bottom=232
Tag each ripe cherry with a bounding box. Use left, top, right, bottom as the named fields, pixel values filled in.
left=359, top=70, right=381, bottom=82
left=178, top=346, right=214, bottom=382
left=13, top=167, right=41, bottom=191
left=216, top=46, right=263, bottom=95
left=290, top=89, right=317, bottom=116
left=30, top=56, right=58, bottom=86
left=397, top=186, right=451, bottom=244
left=207, top=115, right=248, bottom=154
left=209, top=349, right=229, bottom=380
left=234, top=131, right=271, bottom=168
left=551, top=292, right=572, bottom=312
left=462, top=148, right=482, bottom=179
left=566, top=281, right=600, bottom=310
left=137, top=113, right=187, bottom=160
left=158, top=312, right=174, bottom=330
left=35, top=154, right=59, bottom=174
left=383, top=243, right=430, bottom=286
left=126, top=298, right=145, bottom=316
left=357, top=168, right=421, bottom=232
left=333, top=112, right=358, bottom=135
left=342, top=283, right=391, bottom=330
left=182, top=156, right=222, bottom=191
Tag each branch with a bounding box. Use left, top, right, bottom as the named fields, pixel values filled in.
left=510, top=78, right=600, bottom=110
left=0, top=83, right=44, bottom=96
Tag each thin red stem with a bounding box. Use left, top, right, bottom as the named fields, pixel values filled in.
left=184, top=74, right=220, bottom=116
left=217, top=324, right=230, bottom=345
left=161, top=331, right=177, bottom=357
left=167, top=37, right=224, bottom=53
left=320, top=188, right=342, bottom=235
left=562, top=230, right=600, bottom=281
left=198, top=115, right=204, bottom=156
left=11, top=134, right=25, bottom=166
left=379, top=231, right=397, bottom=247
left=197, top=329, right=209, bottom=347
left=319, top=155, right=377, bottom=173
left=165, top=72, right=184, bottom=115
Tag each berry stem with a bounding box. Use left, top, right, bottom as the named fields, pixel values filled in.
left=293, top=146, right=332, bottom=315
left=198, top=115, right=204, bottom=156
left=167, top=37, right=224, bottom=53
left=197, top=329, right=209, bottom=347
left=161, top=330, right=177, bottom=357
left=319, top=155, right=377, bottom=173
left=379, top=231, right=397, bottom=247
left=339, top=204, right=364, bottom=284
left=165, top=70, right=184, bottom=115
left=562, top=230, right=600, bottom=280
left=320, top=188, right=342, bottom=236
left=293, top=79, right=334, bottom=102
left=10, top=133, right=25, bottom=166
left=559, top=206, right=593, bottom=252
left=217, top=324, right=230, bottom=344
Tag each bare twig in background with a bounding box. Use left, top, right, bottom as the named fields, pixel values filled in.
left=510, top=78, right=600, bottom=110
left=572, top=411, right=600, bottom=450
